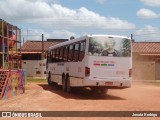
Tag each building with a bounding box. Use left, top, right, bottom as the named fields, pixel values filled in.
left=22, top=39, right=160, bottom=80
left=21, top=39, right=68, bottom=77
left=132, top=42, right=160, bottom=80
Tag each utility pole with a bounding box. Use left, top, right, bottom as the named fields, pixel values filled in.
left=131, top=34, right=134, bottom=42
left=42, top=34, right=44, bottom=60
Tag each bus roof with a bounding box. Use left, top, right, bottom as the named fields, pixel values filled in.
left=88, top=34, right=130, bottom=39
left=49, top=34, right=130, bottom=50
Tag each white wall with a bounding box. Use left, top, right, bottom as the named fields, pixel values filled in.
left=22, top=59, right=46, bottom=78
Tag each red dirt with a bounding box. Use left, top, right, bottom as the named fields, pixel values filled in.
left=0, top=82, right=160, bottom=120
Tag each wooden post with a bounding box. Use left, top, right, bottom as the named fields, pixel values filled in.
left=42, top=34, right=44, bottom=60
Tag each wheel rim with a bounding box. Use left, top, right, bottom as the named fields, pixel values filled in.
left=66, top=77, right=71, bottom=93
left=62, top=76, right=66, bottom=91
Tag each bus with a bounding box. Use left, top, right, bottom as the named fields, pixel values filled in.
left=46, top=35, right=132, bottom=93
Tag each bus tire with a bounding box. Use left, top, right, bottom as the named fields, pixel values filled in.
left=66, top=76, right=71, bottom=93
left=48, top=73, right=52, bottom=86
left=91, top=87, right=108, bottom=94
left=100, top=87, right=108, bottom=94
left=62, top=75, right=66, bottom=91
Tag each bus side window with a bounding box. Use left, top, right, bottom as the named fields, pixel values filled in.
left=79, top=40, right=86, bottom=61
left=73, top=42, right=80, bottom=62
left=68, top=44, right=74, bottom=62
left=52, top=50, right=56, bottom=62
left=59, top=47, right=64, bottom=62
left=49, top=51, right=52, bottom=63
left=51, top=50, right=54, bottom=62
left=63, top=46, right=68, bottom=62
left=62, top=47, right=65, bottom=62
left=56, top=48, right=60, bottom=62
left=45, top=51, right=48, bottom=59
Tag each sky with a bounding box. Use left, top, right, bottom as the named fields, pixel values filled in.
left=0, top=0, right=160, bottom=42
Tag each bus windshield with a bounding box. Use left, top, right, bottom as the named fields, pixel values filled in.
left=88, top=36, right=131, bottom=57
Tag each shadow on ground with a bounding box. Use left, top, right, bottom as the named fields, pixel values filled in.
left=38, top=84, right=126, bottom=100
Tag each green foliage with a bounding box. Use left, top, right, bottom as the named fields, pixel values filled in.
left=122, top=39, right=131, bottom=57
left=89, top=38, right=103, bottom=54
left=27, top=77, right=47, bottom=83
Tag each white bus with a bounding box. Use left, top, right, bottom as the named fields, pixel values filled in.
left=46, top=35, right=132, bottom=93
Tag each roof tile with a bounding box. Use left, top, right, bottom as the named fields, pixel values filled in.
left=22, top=41, right=160, bottom=53
left=21, top=41, right=62, bottom=52
left=132, top=42, right=160, bottom=53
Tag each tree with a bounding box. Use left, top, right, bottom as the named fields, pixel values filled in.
left=122, top=39, right=131, bottom=57
left=89, top=39, right=103, bottom=55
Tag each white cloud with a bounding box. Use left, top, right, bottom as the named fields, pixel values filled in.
left=22, top=29, right=77, bottom=40
left=140, top=0, right=160, bottom=7
left=22, top=29, right=45, bottom=41
left=50, top=30, right=77, bottom=39
left=137, top=8, right=160, bottom=19
left=136, top=25, right=159, bottom=34
left=0, top=0, right=135, bottom=30
left=135, top=25, right=160, bottom=41
left=96, top=0, right=107, bottom=4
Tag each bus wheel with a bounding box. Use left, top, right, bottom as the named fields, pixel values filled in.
left=48, top=73, right=52, bottom=86
left=62, top=75, right=66, bottom=91
left=66, top=77, right=71, bottom=93
left=91, top=87, right=108, bottom=94
left=100, top=87, right=108, bottom=94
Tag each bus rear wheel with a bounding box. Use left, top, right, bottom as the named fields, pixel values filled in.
left=48, top=74, right=52, bottom=86
left=100, top=87, right=108, bottom=94
left=91, top=87, right=108, bottom=94
left=48, top=73, right=57, bottom=86
left=62, top=75, right=66, bottom=91
left=66, top=77, right=71, bottom=93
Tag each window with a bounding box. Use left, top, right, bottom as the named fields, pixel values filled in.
left=47, top=51, right=51, bottom=63
left=48, top=39, right=86, bottom=63
left=88, top=37, right=131, bottom=57
left=63, top=46, right=68, bottom=61
left=68, top=44, right=74, bottom=61
left=52, top=50, right=56, bottom=62
left=59, top=47, right=64, bottom=62
left=36, top=71, right=41, bottom=74
left=22, top=54, right=41, bottom=60
left=56, top=49, right=59, bottom=59
left=73, top=42, right=80, bottom=62
left=79, top=40, right=86, bottom=61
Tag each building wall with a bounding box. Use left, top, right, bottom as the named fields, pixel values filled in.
left=22, top=59, right=46, bottom=78
left=132, top=53, right=160, bottom=80
left=22, top=52, right=160, bottom=80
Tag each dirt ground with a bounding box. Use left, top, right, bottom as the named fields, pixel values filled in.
left=0, top=81, right=160, bottom=120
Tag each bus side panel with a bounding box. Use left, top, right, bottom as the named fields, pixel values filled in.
left=63, top=60, right=85, bottom=87
left=48, top=60, right=85, bottom=87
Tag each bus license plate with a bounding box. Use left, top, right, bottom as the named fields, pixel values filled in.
left=105, top=82, right=113, bottom=86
